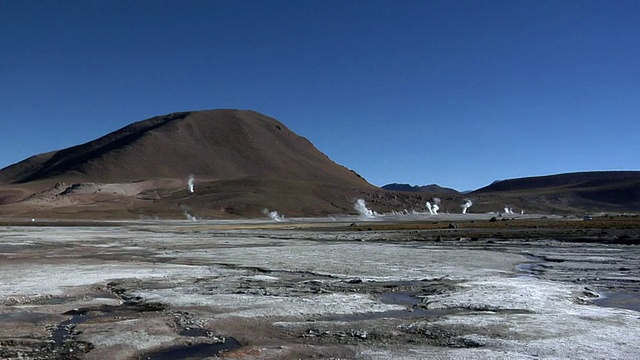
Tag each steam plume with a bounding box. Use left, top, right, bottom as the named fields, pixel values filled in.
left=460, top=199, right=473, bottom=214
left=354, top=199, right=376, bottom=219
left=262, top=208, right=285, bottom=222
left=432, top=197, right=440, bottom=215
left=426, top=197, right=440, bottom=215
left=188, top=175, right=195, bottom=193
left=181, top=205, right=197, bottom=221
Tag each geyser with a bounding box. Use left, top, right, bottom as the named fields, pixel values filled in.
left=432, top=197, right=440, bottom=215
left=426, top=197, right=440, bottom=215
left=262, top=208, right=285, bottom=222
left=426, top=202, right=433, bottom=215
left=181, top=205, right=197, bottom=221
left=461, top=199, right=473, bottom=214
left=354, top=199, right=376, bottom=219
left=188, top=175, right=195, bottom=193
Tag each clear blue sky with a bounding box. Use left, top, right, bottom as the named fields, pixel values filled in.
left=1, top=0, right=638, bottom=191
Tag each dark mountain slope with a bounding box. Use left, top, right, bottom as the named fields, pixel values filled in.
left=382, top=183, right=459, bottom=194
left=0, top=110, right=372, bottom=188
left=473, top=171, right=640, bottom=212
left=474, top=172, right=640, bottom=193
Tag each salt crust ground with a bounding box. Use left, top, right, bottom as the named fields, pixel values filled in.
left=1, top=224, right=639, bottom=359
left=0, top=263, right=212, bottom=299
left=136, top=290, right=405, bottom=318
left=415, top=276, right=640, bottom=359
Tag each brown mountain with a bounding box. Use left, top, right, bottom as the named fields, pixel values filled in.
left=471, top=171, right=640, bottom=213
left=0, top=110, right=368, bottom=186
left=0, top=109, right=380, bottom=219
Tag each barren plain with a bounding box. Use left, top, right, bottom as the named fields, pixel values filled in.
left=1, top=213, right=639, bottom=359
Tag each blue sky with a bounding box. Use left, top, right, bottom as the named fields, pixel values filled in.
left=1, top=0, right=638, bottom=191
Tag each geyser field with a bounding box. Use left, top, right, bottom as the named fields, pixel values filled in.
left=1, top=214, right=640, bottom=359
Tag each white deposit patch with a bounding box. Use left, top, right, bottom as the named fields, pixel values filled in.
left=157, top=243, right=524, bottom=281
left=85, top=325, right=175, bottom=350
left=357, top=348, right=520, bottom=360
left=417, top=276, right=640, bottom=359
left=425, top=276, right=581, bottom=312
left=0, top=263, right=211, bottom=299
left=241, top=274, right=281, bottom=282
left=134, top=289, right=404, bottom=318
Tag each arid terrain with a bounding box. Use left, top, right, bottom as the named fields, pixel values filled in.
left=1, top=214, right=639, bottom=359
left=0, top=110, right=379, bottom=219
left=1, top=110, right=638, bottom=219
left=1, top=109, right=639, bottom=359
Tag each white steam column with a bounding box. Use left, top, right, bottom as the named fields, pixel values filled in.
left=262, top=208, right=285, bottom=222
left=426, top=197, right=440, bottom=215
left=432, top=197, right=440, bottom=215
left=181, top=206, right=197, bottom=221
left=354, top=199, right=376, bottom=219
left=461, top=199, right=473, bottom=214
left=188, top=175, right=195, bottom=193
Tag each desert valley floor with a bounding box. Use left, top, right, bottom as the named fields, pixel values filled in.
left=1, top=213, right=639, bottom=359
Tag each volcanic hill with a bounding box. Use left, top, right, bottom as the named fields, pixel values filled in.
left=0, top=110, right=389, bottom=219
left=0, top=110, right=369, bottom=186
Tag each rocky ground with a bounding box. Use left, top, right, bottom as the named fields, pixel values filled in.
left=0, top=214, right=639, bottom=359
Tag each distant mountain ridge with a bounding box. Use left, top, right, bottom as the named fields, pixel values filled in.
left=473, top=171, right=640, bottom=212
left=474, top=171, right=640, bottom=193
left=381, top=183, right=459, bottom=194
left=380, top=172, right=640, bottom=213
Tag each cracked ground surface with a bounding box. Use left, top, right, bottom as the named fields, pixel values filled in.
left=1, top=216, right=639, bottom=359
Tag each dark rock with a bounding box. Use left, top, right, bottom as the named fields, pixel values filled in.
left=608, top=235, right=640, bottom=245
